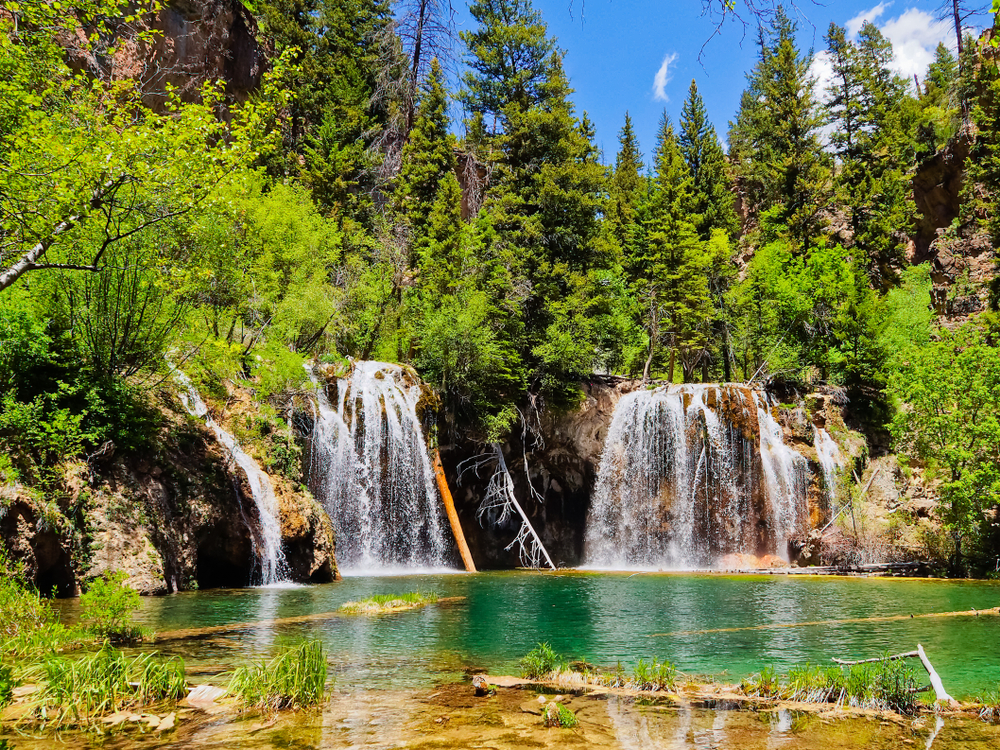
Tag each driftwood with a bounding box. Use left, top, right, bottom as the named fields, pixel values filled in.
left=832, top=644, right=959, bottom=709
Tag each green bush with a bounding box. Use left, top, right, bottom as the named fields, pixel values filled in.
left=80, top=571, right=147, bottom=644
left=229, top=640, right=327, bottom=711
left=38, top=645, right=186, bottom=724
left=519, top=642, right=564, bottom=680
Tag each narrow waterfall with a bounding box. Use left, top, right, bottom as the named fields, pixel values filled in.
left=583, top=384, right=809, bottom=569
left=813, top=425, right=843, bottom=508
left=307, top=361, right=453, bottom=573
left=173, top=371, right=289, bottom=585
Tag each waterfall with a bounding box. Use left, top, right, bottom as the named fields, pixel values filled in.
left=173, top=370, right=289, bottom=585
left=307, top=361, right=453, bottom=573
left=583, top=384, right=809, bottom=569
left=813, top=425, right=843, bottom=508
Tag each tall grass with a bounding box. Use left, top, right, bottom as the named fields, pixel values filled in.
left=229, top=640, right=327, bottom=711
left=741, top=658, right=921, bottom=713
left=979, top=688, right=1000, bottom=723
left=0, top=569, right=83, bottom=658
left=35, top=644, right=186, bottom=724
left=630, top=657, right=677, bottom=691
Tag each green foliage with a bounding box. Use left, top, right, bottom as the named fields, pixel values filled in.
left=740, top=665, right=781, bottom=698
left=519, top=642, right=564, bottom=679
left=36, top=645, right=186, bottom=725
left=0, top=558, right=80, bottom=658
left=0, top=664, right=13, bottom=709
left=980, top=687, right=1000, bottom=723
left=889, top=320, right=1000, bottom=570
left=727, top=8, right=828, bottom=248
left=229, top=640, right=327, bottom=711
left=630, top=657, right=677, bottom=691
left=555, top=703, right=578, bottom=727
left=80, top=571, right=147, bottom=644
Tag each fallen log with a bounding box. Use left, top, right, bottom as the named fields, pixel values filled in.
left=432, top=448, right=477, bottom=572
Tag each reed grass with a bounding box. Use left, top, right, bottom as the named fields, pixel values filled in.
left=519, top=642, right=564, bottom=679
left=33, top=644, right=186, bottom=725
left=740, top=658, right=921, bottom=713
left=337, top=592, right=439, bottom=614
left=228, top=640, right=327, bottom=711
left=629, top=657, right=678, bottom=691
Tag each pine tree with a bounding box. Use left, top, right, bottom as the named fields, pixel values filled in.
left=607, top=112, right=646, bottom=257
left=629, top=115, right=710, bottom=382
left=417, top=172, right=467, bottom=299
left=397, top=59, right=457, bottom=262
left=679, top=80, right=739, bottom=241
left=825, top=21, right=914, bottom=287
left=728, top=9, right=828, bottom=248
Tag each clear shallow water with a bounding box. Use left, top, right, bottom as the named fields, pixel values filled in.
left=63, top=571, right=1000, bottom=697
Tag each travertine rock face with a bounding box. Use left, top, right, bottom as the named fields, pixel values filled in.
left=1, top=394, right=337, bottom=596
left=61, top=0, right=264, bottom=110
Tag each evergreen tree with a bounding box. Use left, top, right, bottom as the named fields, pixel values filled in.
left=397, top=59, right=457, bottom=262
left=679, top=80, right=739, bottom=241
left=727, top=9, right=828, bottom=248
left=461, top=2, right=607, bottom=411
left=606, top=112, right=647, bottom=277
left=629, top=115, right=710, bottom=382
left=825, top=21, right=914, bottom=287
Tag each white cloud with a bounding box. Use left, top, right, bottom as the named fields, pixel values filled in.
left=809, top=49, right=836, bottom=105
left=880, top=8, right=956, bottom=83
left=846, top=2, right=891, bottom=39
left=652, top=52, right=679, bottom=102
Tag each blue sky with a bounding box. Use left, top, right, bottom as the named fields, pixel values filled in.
left=448, top=1, right=978, bottom=166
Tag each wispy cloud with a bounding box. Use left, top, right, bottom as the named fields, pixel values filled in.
left=846, top=1, right=891, bottom=39
left=653, top=52, right=679, bottom=102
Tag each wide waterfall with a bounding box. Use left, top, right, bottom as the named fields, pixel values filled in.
left=174, top=371, right=289, bottom=585
left=583, top=384, right=810, bottom=569
left=308, top=361, right=453, bottom=573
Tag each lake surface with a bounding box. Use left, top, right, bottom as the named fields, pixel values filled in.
left=63, top=571, right=1000, bottom=697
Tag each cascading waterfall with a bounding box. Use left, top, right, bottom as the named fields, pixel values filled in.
left=173, top=371, right=289, bottom=585
left=583, top=384, right=809, bottom=569
left=307, top=361, right=452, bottom=573
left=813, top=425, right=843, bottom=508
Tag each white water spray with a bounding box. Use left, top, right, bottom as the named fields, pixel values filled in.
left=813, top=425, right=843, bottom=509
left=584, top=384, right=809, bottom=569
left=173, top=370, right=289, bottom=585
left=307, top=361, right=453, bottom=573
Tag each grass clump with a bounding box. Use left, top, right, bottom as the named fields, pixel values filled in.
left=0, top=557, right=81, bottom=658
left=979, top=688, right=1000, bottom=723
left=80, top=571, right=149, bottom=644
left=34, top=644, right=186, bottom=725
left=630, top=657, right=677, bottom=691
left=0, top=664, right=13, bottom=709
left=740, top=658, right=922, bottom=714
left=519, top=642, right=564, bottom=679
left=337, top=592, right=438, bottom=614
left=229, top=640, right=327, bottom=712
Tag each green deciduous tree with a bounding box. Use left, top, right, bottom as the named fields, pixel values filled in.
left=890, top=321, right=1000, bottom=572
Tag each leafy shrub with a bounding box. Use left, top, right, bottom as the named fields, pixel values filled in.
left=630, top=657, right=677, bottom=691
left=229, top=640, right=327, bottom=711
left=38, top=645, right=186, bottom=724
left=80, top=571, right=147, bottom=644
left=519, top=642, right=564, bottom=680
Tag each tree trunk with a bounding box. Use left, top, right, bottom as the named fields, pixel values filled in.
left=952, top=0, right=963, bottom=58
left=432, top=448, right=476, bottom=572
left=668, top=347, right=676, bottom=384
